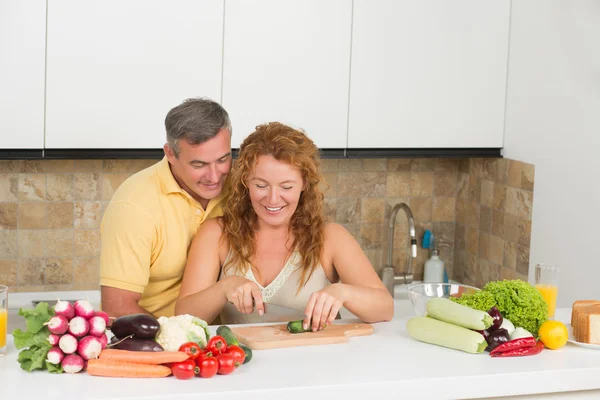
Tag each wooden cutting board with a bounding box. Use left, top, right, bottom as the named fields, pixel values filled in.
left=230, top=322, right=374, bottom=350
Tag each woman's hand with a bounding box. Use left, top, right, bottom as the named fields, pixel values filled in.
left=304, top=283, right=347, bottom=332
left=223, top=276, right=264, bottom=315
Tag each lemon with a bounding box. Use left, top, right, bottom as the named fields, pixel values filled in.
left=538, top=320, right=568, bottom=350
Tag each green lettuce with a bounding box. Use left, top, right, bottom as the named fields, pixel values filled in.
left=453, top=279, right=548, bottom=336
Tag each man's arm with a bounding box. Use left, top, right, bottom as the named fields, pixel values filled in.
left=101, top=286, right=149, bottom=318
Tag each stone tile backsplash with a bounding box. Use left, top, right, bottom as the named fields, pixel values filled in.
left=0, top=157, right=534, bottom=293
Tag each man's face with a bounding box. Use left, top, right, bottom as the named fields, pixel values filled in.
left=164, top=128, right=232, bottom=207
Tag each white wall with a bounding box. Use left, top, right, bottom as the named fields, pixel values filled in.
left=503, top=1, right=600, bottom=307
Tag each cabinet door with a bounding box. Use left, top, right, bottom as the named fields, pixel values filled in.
left=222, top=0, right=352, bottom=149
left=348, top=0, right=510, bottom=148
left=0, top=1, right=46, bottom=149
left=45, top=0, right=224, bottom=149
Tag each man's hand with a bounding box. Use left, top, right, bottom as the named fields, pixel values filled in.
left=101, top=286, right=149, bottom=318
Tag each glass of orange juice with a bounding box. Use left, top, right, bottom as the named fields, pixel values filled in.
left=535, top=263, right=559, bottom=319
left=0, top=285, right=7, bottom=356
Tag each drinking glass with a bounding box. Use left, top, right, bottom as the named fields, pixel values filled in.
left=534, top=264, right=559, bottom=319
left=0, top=285, right=7, bottom=356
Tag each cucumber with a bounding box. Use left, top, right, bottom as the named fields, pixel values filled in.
left=239, top=344, right=253, bottom=364
left=407, top=316, right=487, bottom=354
left=216, top=325, right=239, bottom=346
left=426, top=297, right=493, bottom=330
left=286, top=320, right=310, bottom=334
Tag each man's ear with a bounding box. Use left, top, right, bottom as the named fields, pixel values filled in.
left=164, top=143, right=175, bottom=162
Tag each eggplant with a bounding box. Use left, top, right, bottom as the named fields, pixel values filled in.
left=110, top=313, right=160, bottom=339
left=109, top=335, right=164, bottom=352
left=485, top=328, right=510, bottom=352
left=487, top=306, right=503, bottom=331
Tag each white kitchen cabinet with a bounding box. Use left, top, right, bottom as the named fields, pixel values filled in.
left=0, top=1, right=46, bottom=149
left=222, top=0, right=352, bottom=149
left=45, top=0, right=224, bottom=149
left=348, top=0, right=510, bottom=148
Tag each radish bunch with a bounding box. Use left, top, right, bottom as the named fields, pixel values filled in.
left=45, top=299, right=109, bottom=374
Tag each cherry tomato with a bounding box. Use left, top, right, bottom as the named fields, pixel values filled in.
left=207, top=335, right=228, bottom=355
left=171, top=359, right=198, bottom=380
left=178, top=342, right=203, bottom=361
left=198, top=354, right=218, bottom=378
left=226, top=345, right=245, bottom=367
left=216, top=353, right=236, bottom=375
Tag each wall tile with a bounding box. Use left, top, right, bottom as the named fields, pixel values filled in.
left=43, top=160, right=75, bottom=173
left=0, top=203, right=18, bottom=230
left=432, top=197, right=455, bottom=222
left=435, top=159, right=459, bottom=172
left=431, top=222, right=455, bottom=249
left=491, top=210, right=504, bottom=238
left=18, top=230, right=45, bottom=258
left=336, top=198, right=361, bottom=225
left=18, top=174, right=46, bottom=201
left=455, top=198, right=466, bottom=225
left=363, top=159, right=387, bottom=171
left=74, top=173, right=101, bottom=200
left=411, top=172, right=434, bottom=196
left=504, top=241, right=517, bottom=271
left=18, top=202, right=47, bottom=229
left=360, top=224, right=383, bottom=250
left=516, top=245, right=530, bottom=275
left=411, top=159, right=435, bottom=172
left=74, top=230, right=101, bottom=256
left=517, top=190, right=533, bottom=220
left=386, top=172, right=411, bottom=197
left=321, top=172, right=337, bottom=197
left=46, top=229, right=73, bottom=257
left=411, top=197, right=432, bottom=223
left=0, top=260, right=17, bottom=287
left=0, top=161, right=21, bottom=173
left=362, top=172, right=386, bottom=197
left=493, top=183, right=507, bottom=210
left=0, top=231, right=18, bottom=259
left=321, top=159, right=338, bottom=172
left=47, top=202, right=74, bottom=229
left=388, top=159, right=412, bottom=171
left=434, top=171, right=458, bottom=197
left=102, top=173, right=129, bottom=201
left=507, top=160, right=523, bottom=188
left=468, top=176, right=482, bottom=203
left=500, top=267, right=516, bottom=280
left=338, top=159, right=363, bottom=172
left=361, top=198, right=385, bottom=224
left=103, top=160, right=133, bottom=173
left=457, top=173, right=469, bottom=200
left=75, top=160, right=103, bottom=172
left=479, top=206, right=492, bottom=233
left=489, top=235, right=504, bottom=265
left=465, top=225, right=479, bottom=256
left=73, top=257, right=100, bottom=284
left=482, top=159, right=498, bottom=181
left=45, top=258, right=73, bottom=285
left=131, top=159, right=158, bottom=173
left=518, top=218, right=532, bottom=248
left=479, top=232, right=490, bottom=261
left=521, top=163, right=535, bottom=191
left=505, top=187, right=519, bottom=215
left=46, top=174, right=74, bottom=201
left=17, top=258, right=45, bottom=285
left=503, top=213, right=519, bottom=244
left=0, top=174, right=19, bottom=201
left=323, top=198, right=337, bottom=222
left=74, top=201, right=103, bottom=229
left=480, top=180, right=494, bottom=207
left=465, top=201, right=480, bottom=228
left=338, top=172, right=363, bottom=197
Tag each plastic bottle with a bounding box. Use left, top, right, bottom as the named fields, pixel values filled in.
left=424, top=247, right=445, bottom=283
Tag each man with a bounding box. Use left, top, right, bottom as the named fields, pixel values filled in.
left=100, top=98, right=232, bottom=318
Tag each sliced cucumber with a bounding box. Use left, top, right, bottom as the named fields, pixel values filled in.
left=407, top=316, right=487, bottom=354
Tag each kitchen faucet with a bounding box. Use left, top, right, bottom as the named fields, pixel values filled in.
left=380, top=202, right=417, bottom=296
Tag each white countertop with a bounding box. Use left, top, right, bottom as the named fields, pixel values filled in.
left=1, top=292, right=599, bottom=400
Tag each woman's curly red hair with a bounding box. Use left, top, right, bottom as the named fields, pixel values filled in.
left=222, top=122, right=326, bottom=292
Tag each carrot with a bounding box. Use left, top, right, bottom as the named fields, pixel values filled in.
left=98, top=349, right=189, bottom=364
left=87, top=359, right=171, bottom=378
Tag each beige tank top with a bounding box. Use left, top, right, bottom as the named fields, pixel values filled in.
left=218, top=251, right=333, bottom=324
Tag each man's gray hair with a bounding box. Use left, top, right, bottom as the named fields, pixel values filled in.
left=165, top=97, right=232, bottom=157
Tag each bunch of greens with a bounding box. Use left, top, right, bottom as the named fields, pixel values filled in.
left=12, top=302, right=63, bottom=373
left=452, top=280, right=548, bottom=337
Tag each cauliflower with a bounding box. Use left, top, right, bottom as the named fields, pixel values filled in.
left=155, top=314, right=210, bottom=351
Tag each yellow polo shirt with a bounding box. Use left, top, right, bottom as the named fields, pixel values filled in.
left=100, top=157, right=226, bottom=318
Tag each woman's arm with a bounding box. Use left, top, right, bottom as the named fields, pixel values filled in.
left=316, top=223, right=394, bottom=325
left=175, top=219, right=230, bottom=322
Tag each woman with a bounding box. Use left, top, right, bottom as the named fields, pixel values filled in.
left=176, top=122, right=393, bottom=330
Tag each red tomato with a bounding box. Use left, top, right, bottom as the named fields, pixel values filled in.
left=198, top=355, right=218, bottom=378
left=226, top=345, right=245, bottom=367
left=216, top=353, right=236, bottom=375
left=207, top=335, right=228, bottom=355
left=171, top=359, right=198, bottom=380
left=178, top=342, right=203, bottom=361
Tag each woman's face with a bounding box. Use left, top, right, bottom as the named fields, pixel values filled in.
left=247, top=155, right=304, bottom=228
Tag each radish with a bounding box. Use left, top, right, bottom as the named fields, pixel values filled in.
left=47, top=333, right=61, bottom=346
left=58, top=333, right=78, bottom=354
left=53, top=299, right=75, bottom=320
left=88, top=316, right=106, bottom=337
left=78, top=335, right=102, bottom=360
left=62, top=354, right=85, bottom=374
left=74, top=300, right=95, bottom=319
left=94, top=311, right=110, bottom=326
left=98, top=333, right=108, bottom=349
left=45, top=315, right=69, bottom=335
left=69, top=316, right=90, bottom=337
left=46, top=346, right=64, bottom=365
